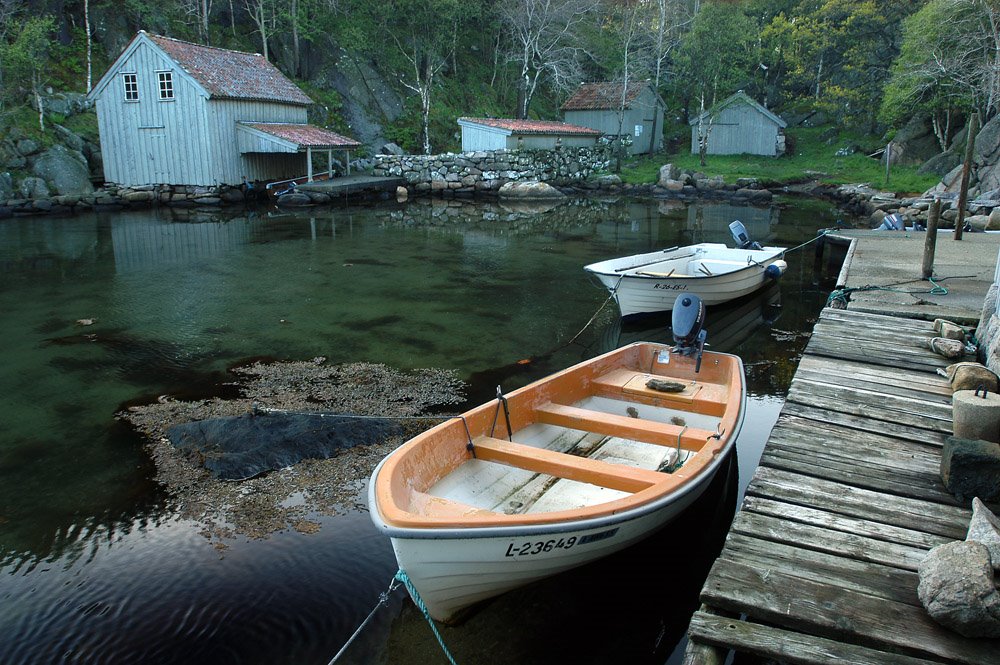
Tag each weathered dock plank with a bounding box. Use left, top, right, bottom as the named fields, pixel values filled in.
left=778, top=402, right=951, bottom=446
left=701, top=558, right=998, bottom=664
left=682, top=304, right=1000, bottom=662
left=687, top=611, right=941, bottom=665
left=740, top=495, right=953, bottom=552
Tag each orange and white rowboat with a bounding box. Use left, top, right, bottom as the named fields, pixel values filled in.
left=368, top=314, right=744, bottom=624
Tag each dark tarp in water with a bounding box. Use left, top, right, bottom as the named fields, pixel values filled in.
left=166, top=411, right=403, bottom=480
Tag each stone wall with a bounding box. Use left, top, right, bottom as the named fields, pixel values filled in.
left=372, top=146, right=614, bottom=195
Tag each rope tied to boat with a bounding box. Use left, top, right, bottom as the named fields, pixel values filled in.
left=395, top=569, right=461, bottom=665
left=326, top=569, right=461, bottom=665
left=326, top=574, right=403, bottom=665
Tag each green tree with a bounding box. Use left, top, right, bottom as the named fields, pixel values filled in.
left=673, top=1, right=757, bottom=163
left=881, top=0, right=1000, bottom=147
left=0, top=15, right=56, bottom=125
left=373, top=0, right=463, bottom=154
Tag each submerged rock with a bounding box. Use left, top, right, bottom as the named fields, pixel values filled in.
left=167, top=410, right=404, bottom=481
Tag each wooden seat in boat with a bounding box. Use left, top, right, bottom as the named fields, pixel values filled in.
left=533, top=402, right=713, bottom=451
left=472, top=436, right=668, bottom=493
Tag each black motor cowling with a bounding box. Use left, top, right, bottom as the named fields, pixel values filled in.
left=672, top=295, right=708, bottom=372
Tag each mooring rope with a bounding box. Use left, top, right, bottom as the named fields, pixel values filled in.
left=395, top=569, right=460, bottom=665
left=326, top=570, right=460, bottom=665
left=781, top=230, right=829, bottom=255
left=326, top=574, right=403, bottom=665
left=826, top=274, right=976, bottom=306
left=562, top=273, right=625, bottom=348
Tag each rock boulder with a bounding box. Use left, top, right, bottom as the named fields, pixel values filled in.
left=917, top=540, right=1000, bottom=638
left=32, top=145, right=94, bottom=196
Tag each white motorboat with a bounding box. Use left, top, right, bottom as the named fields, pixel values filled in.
left=584, top=221, right=787, bottom=318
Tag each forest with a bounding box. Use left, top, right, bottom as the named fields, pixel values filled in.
left=0, top=0, right=998, bottom=158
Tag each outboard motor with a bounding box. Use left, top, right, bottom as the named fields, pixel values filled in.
left=876, top=213, right=905, bottom=231
left=672, top=295, right=708, bottom=372
left=729, top=220, right=762, bottom=250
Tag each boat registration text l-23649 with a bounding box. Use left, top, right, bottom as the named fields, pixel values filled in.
left=503, top=528, right=619, bottom=557
left=652, top=283, right=688, bottom=291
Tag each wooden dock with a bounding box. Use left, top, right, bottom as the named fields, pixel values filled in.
left=682, top=307, right=1000, bottom=664
left=290, top=174, right=405, bottom=197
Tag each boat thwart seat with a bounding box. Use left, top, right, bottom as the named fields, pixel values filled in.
left=472, top=436, right=668, bottom=493
left=533, top=402, right=714, bottom=451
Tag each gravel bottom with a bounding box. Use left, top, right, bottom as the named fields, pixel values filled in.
left=117, top=357, right=466, bottom=545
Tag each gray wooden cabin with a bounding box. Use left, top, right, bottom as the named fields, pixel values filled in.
left=87, top=31, right=359, bottom=188
left=561, top=81, right=666, bottom=155
left=689, top=91, right=787, bottom=157
left=457, top=117, right=600, bottom=151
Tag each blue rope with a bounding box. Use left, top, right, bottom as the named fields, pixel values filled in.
left=395, top=569, right=460, bottom=665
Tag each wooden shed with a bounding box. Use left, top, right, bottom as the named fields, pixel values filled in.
left=457, top=117, right=600, bottom=151
left=561, top=81, right=666, bottom=155
left=689, top=91, right=787, bottom=157
left=87, top=31, right=360, bottom=188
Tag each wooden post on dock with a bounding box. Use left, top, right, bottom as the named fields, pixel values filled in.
left=922, top=198, right=941, bottom=279
left=954, top=112, right=979, bottom=241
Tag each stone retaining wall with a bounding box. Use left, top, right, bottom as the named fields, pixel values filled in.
left=372, top=147, right=614, bottom=195
left=0, top=183, right=251, bottom=218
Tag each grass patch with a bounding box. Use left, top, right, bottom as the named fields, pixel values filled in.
left=620, top=126, right=940, bottom=196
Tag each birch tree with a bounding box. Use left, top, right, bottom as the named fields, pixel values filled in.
left=243, top=0, right=279, bottom=60
left=178, top=0, right=213, bottom=44
left=498, top=0, right=601, bottom=119
left=380, top=0, right=461, bottom=154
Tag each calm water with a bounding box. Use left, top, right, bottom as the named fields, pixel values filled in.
left=0, top=195, right=852, bottom=664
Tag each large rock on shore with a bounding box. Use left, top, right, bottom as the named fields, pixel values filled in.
left=498, top=180, right=566, bottom=200
left=32, top=145, right=94, bottom=196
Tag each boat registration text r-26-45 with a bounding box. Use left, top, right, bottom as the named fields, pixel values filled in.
left=652, top=283, right=687, bottom=291
left=503, top=528, right=619, bottom=557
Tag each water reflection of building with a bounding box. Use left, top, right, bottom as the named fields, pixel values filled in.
left=685, top=204, right=779, bottom=245
left=599, top=283, right=783, bottom=356
left=110, top=217, right=268, bottom=272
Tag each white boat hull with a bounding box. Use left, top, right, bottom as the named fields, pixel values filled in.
left=369, top=439, right=735, bottom=623
left=584, top=243, right=786, bottom=318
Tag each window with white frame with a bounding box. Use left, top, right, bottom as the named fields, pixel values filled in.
left=122, top=73, right=138, bottom=102
left=157, top=71, right=174, bottom=100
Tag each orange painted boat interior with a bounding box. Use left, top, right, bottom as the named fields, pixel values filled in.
left=374, top=342, right=743, bottom=529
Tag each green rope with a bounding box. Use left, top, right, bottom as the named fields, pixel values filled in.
left=395, top=569, right=460, bottom=665
left=927, top=277, right=948, bottom=295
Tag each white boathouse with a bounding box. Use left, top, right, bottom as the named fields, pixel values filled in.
left=87, top=31, right=359, bottom=188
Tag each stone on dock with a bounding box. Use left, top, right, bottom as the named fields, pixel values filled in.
left=940, top=436, right=1000, bottom=501
left=940, top=361, right=1000, bottom=393
left=967, top=497, right=1000, bottom=570
left=917, top=540, right=1000, bottom=638
left=952, top=389, right=1000, bottom=442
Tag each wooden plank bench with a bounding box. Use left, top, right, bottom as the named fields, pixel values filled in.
left=471, top=436, right=668, bottom=493
left=533, top=402, right=714, bottom=450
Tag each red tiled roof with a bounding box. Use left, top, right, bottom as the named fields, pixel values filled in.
left=245, top=123, right=361, bottom=148
left=561, top=82, right=648, bottom=111
left=147, top=33, right=313, bottom=106
left=458, top=117, right=601, bottom=136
